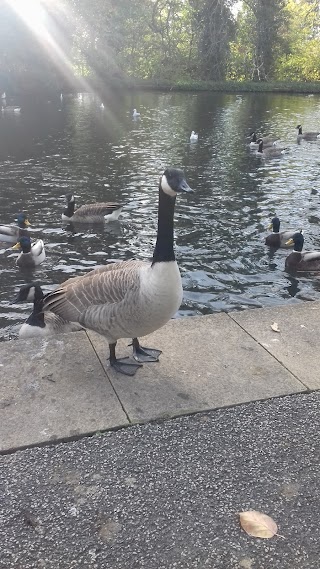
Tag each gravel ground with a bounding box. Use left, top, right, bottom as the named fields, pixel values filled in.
left=0, top=392, right=319, bottom=569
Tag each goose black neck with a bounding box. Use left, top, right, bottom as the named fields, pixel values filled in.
left=27, top=288, right=45, bottom=327
left=152, top=188, right=176, bottom=265
left=64, top=201, right=75, bottom=218
left=297, top=126, right=302, bottom=135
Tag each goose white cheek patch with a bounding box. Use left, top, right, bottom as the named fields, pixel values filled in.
left=161, top=175, right=176, bottom=197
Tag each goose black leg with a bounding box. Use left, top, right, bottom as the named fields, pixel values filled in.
left=131, top=337, right=162, bottom=363
left=109, top=342, right=142, bottom=376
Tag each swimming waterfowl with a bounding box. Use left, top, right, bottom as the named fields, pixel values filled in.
left=14, top=283, right=83, bottom=339
left=265, top=216, right=296, bottom=248
left=296, top=125, right=320, bottom=140
left=12, top=236, right=45, bottom=268
left=0, top=213, right=31, bottom=244
left=132, top=108, right=140, bottom=118
left=190, top=131, right=198, bottom=142
left=249, top=132, right=278, bottom=147
left=285, top=232, right=320, bottom=271
left=62, top=194, right=124, bottom=223
left=43, top=167, right=193, bottom=376
left=256, top=139, right=287, bottom=158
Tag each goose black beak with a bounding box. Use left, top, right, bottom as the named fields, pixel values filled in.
left=178, top=180, right=194, bottom=193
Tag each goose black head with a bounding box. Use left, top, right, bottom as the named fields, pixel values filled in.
left=160, top=168, right=194, bottom=197
left=65, top=193, right=75, bottom=203
left=17, top=212, right=31, bottom=228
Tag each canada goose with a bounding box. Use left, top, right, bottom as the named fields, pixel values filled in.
left=285, top=232, right=320, bottom=271
left=0, top=212, right=31, bottom=244
left=256, top=139, right=287, bottom=158
left=11, top=237, right=45, bottom=268
left=265, top=216, right=297, bottom=248
left=249, top=132, right=278, bottom=147
left=43, top=167, right=193, bottom=376
left=62, top=194, right=124, bottom=223
left=14, top=283, right=84, bottom=339
left=132, top=108, right=140, bottom=118
left=190, top=131, right=198, bottom=142
left=296, top=125, right=320, bottom=140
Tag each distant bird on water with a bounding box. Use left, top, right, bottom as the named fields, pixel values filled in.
left=190, top=131, right=198, bottom=142
left=62, top=193, right=124, bottom=223
left=0, top=213, right=31, bottom=244
left=12, top=236, right=45, bottom=268
left=265, top=215, right=297, bottom=248
left=296, top=125, right=320, bottom=140
left=133, top=108, right=140, bottom=118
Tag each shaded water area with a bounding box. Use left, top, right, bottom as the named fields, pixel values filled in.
left=1, top=89, right=320, bottom=340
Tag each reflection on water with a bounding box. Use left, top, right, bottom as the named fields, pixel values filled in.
left=1, top=90, right=320, bottom=340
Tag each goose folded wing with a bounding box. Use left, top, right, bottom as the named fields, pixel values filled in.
left=75, top=203, right=123, bottom=218
left=43, top=260, right=144, bottom=322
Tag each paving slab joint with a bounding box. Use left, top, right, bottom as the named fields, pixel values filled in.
left=85, top=331, right=132, bottom=423
left=226, top=312, right=311, bottom=391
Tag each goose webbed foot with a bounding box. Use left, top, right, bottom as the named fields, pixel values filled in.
left=110, top=357, right=142, bottom=376
left=109, top=342, right=142, bottom=376
left=131, top=337, right=162, bottom=363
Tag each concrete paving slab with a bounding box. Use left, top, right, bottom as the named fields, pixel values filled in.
left=0, top=331, right=128, bottom=452
left=87, top=314, right=306, bottom=423
left=0, top=392, right=319, bottom=569
left=230, top=302, right=320, bottom=390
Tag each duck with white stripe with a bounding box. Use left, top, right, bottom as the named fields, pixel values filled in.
left=285, top=232, right=320, bottom=271
left=265, top=215, right=297, bottom=248
left=43, top=167, right=194, bottom=376
left=62, top=193, right=124, bottom=223
left=14, top=283, right=83, bottom=339
left=11, top=236, right=45, bottom=268
left=0, top=212, right=31, bottom=244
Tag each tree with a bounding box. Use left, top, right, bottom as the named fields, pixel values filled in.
left=197, top=0, right=236, bottom=81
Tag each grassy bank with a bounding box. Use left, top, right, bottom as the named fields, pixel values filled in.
left=118, top=77, right=320, bottom=94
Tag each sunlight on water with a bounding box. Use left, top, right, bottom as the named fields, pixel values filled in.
left=1, top=90, right=320, bottom=340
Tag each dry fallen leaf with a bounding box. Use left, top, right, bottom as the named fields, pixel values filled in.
left=271, top=322, right=280, bottom=333
left=239, top=510, right=278, bottom=539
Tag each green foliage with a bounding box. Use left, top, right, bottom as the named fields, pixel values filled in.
left=1, top=0, right=320, bottom=92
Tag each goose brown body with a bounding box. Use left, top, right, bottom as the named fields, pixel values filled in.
left=296, top=125, right=320, bottom=140
left=62, top=194, right=124, bottom=223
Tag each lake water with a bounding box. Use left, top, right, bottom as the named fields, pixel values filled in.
left=1, top=89, right=320, bottom=340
